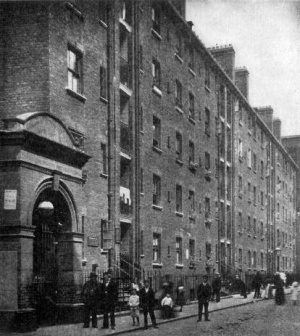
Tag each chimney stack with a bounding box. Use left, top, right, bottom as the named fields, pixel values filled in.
left=235, top=67, right=249, bottom=101
left=208, top=44, right=235, bottom=80
left=273, top=118, right=282, bottom=142
left=255, top=106, right=274, bottom=132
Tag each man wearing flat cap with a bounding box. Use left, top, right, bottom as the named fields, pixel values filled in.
left=197, top=275, right=212, bottom=322
left=82, top=272, right=100, bottom=328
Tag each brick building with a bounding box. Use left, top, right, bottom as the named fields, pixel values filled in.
left=0, top=0, right=297, bottom=330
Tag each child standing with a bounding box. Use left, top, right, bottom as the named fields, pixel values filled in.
left=291, top=281, right=299, bottom=306
left=161, top=293, right=174, bottom=319
left=129, top=289, right=140, bottom=326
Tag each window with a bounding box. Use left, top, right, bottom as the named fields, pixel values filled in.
left=101, top=143, right=107, bottom=175
left=238, top=212, right=242, bottom=231
left=176, top=237, right=182, bottom=264
left=205, top=152, right=211, bottom=170
left=260, top=160, right=264, bottom=178
left=176, top=184, right=182, bottom=212
left=205, top=65, right=210, bottom=88
left=152, top=58, right=161, bottom=89
left=253, top=251, right=257, bottom=269
left=247, top=149, right=252, bottom=168
left=248, top=182, right=251, bottom=202
left=100, top=66, right=107, bottom=100
left=152, top=116, right=161, bottom=148
left=152, top=4, right=160, bottom=34
left=238, top=175, right=242, bottom=194
left=188, top=46, right=194, bottom=70
left=238, top=249, right=243, bottom=265
left=153, top=174, right=161, bottom=205
left=238, top=139, right=243, bottom=159
left=205, top=242, right=211, bottom=258
left=153, top=233, right=161, bottom=263
left=189, top=141, right=195, bottom=164
left=253, top=218, right=257, bottom=235
left=205, top=197, right=211, bottom=218
left=175, top=79, right=183, bottom=108
left=189, top=190, right=195, bottom=214
left=248, top=216, right=251, bottom=232
left=189, top=240, right=195, bottom=261
left=261, top=252, right=264, bottom=269
left=175, top=34, right=183, bottom=58
left=176, top=132, right=182, bottom=161
left=120, top=0, right=132, bottom=25
left=260, top=222, right=264, bottom=236
left=253, top=186, right=257, bottom=204
left=248, top=251, right=251, bottom=268
left=189, top=92, right=195, bottom=119
left=227, top=92, right=232, bottom=124
left=99, top=0, right=108, bottom=24
left=205, top=108, right=210, bottom=135
left=253, top=153, right=257, bottom=172
left=67, top=46, right=83, bottom=94
left=100, top=219, right=111, bottom=250
left=261, top=191, right=264, bottom=206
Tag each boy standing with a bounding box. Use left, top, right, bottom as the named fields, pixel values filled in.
left=129, top=289, right=140, bottom=326
left=197, top=275, right=212, bottom=322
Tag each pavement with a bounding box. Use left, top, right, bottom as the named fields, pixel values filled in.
left=5, top=287, right=292, bottom=336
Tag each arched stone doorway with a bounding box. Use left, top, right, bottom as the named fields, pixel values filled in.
left=31, top=186, right=74, bottom=324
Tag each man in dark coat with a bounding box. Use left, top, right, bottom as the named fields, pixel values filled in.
left=253, top=271, right=262, bottom=298
left=100, top=273, right=118, bottom=330
left=211, top=272, right=222, bottom=303
left=197, top=275, right=212, bottom=322
left=139, top=280, right=159, bottom=329
left=81, top=272, right=100, bottom=328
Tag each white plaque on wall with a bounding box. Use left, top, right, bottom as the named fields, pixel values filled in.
left=4, top=190, right=17, bottom=210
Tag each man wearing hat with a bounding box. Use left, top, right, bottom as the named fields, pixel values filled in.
left=100, top=272, right=118, bottom=330
left=81, top=272, right=100, bottom=328
left=211, top=272, right=221, bottom=303
left=197, top=275, right=212, bottom=322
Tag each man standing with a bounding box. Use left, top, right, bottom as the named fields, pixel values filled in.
left=197, top=275, right=212, bottom=322
left=211, top=272, right=222, bottom=303
left=100, top=272, right=118, bottom=330
left=139, top=280, right=159, bottom=329
left=81, top=272, right=100, bottom=328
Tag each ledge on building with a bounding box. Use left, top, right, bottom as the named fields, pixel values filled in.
left=152, top=204, right=163, bottom=211
left=100, top=96, right=108, bottom=104
left=175, top=211, right=184, bottom=217
left=152, top=146, right=163, bottom=154
left=188, top=67, right=196, bottom=77
left=152, top=263, right=163, bottom=269
left=152, top=85, right=162, bottom=97
left=175, top=106, right=184, bottom=114
left=175, top=264, right=184, bottom=269
left=99, top=19, right=108, bottom=29
left=174, top=53, right=184, bottom=64
left=66, top=88, right=86, bottom=103
left=151, top=28, right=162, bottom=41
left=100, top=172, right=108, bottom=179
left=205, top=85, right=211, bottom=93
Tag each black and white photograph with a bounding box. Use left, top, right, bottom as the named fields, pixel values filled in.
left=0, top=0, right=300, bottom=335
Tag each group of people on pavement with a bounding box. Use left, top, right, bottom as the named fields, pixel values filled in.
left=82, top=270, right=299, bottom=331
left=82, top=273, right=159, bottom=330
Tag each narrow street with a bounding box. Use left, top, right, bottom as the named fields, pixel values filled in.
left=129, top=300, right=300, bottom=336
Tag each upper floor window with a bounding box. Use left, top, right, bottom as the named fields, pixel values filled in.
left=152, top=58, right=161, bottom=89
left=100, top=66, right=107, bottom=100
left=153, top=233, right=161, bottom=263
left=238, top=175, right=243, bottom=194
left=152, top=4, right=160, bottom=34
left=253, top=153, right=257, bottom=172
left=238, top=139, right=243, bottom=159
left=153, top=174, right=161, bottom=205
left=176, top=132, right=182, bottom=161
left=205, top=152, right=211, bottom=170
left=189, top=92, right=195, bottom=120
left=189, top=190, right=195, bottom=214
left=247, top=149, right=252, bottom=168
left=205, top=65, right=210, bottom=88
left=120, top=0, right=132, bottom=25
left=99, top=0, right=108, bottom=24
left=189, top=239, right=195, bottom=261
left=260, top=160, right=264, bottom=178
left=176, top=237, right=183, bottom=264
left=205, top=108, right=210, bottom=135
left=176, top=184, right=183, bottom=213
left=67, top=46, right=83, bottom=94
left=188, top=46, right=194, bottom=71
left=227, top=92, right=232, bottom=124
left=152, top=116, right=161, bottom=148
left=175, top=79, right=183, bottom=108
left=189, top=141, right=195, bottom=164
left=175, top=34, right=183, bottom=59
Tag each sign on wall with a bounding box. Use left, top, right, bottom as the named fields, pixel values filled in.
left=4, top=190, right=17, bottom=210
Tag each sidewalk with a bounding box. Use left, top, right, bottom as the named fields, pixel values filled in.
left=6, top=287, right=292, bottom=336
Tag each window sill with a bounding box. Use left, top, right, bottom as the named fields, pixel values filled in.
left=239, top=121, right=243, bottom=126
left=140, top=130, right=145, bottom=135
left=175, top=53, right=184, bottom=64
left=100, top=96, right=108, bottom=104
left=176, top=158, right=183, bottom=166
left=152, top=85, right=162, bottom=97
left=205, top=85, right=211, bottom=93
left=152, top=263, right=163, bottom=268
left=119, top=18, right=133, bottom=33
left=120, top=83, right=133, bottom=96
left=175, top=106, right=184, bottom=114
left=188, top=67, right=196, bottom=77
left=65, top=2, right=84, bottom=21
left=175, top=264, right=184, bottom=269
left=101, top=249, right=109, bottom=254
left=175, top=211, right=184, bottom=217
left=100, top=172, right=108, bottom=179
left=188, top=115, right=196, bottom=124
left=99, top=19, right=108, bottom=29
left=151, top=28, right=162, bottom=41
left=152, top=146, right=163, bottom=154
left=140, top=192, right=145, bottom=197
left=140, top=69, right=144, bottom=75
left=152, top=204, right=163, bottom=211
left=66, top=88, right=86, bottom=103
left=248, top=130, right=252, bottom=136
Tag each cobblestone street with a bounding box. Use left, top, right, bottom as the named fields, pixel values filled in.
left=130, top=299, right=300, bottom=336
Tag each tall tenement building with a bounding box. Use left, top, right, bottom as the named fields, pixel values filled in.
left=0, top=0, right=297, bottom=329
